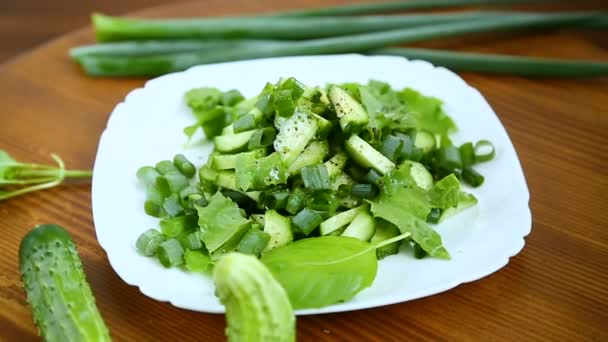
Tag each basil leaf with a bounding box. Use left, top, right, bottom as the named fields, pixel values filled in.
left=261, top=236, right=377, bottom=309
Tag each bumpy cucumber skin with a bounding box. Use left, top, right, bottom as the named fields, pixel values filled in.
left=19, top=224, right=111, bottom=342
left=214, top=253, right=295, bottom=342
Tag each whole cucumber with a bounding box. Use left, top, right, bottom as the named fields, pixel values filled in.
left=19, top=224, right=111, bottom=342
left=213, top=252, right=295, bottom=342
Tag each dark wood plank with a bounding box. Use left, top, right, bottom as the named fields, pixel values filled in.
left=0, top=0, right=606, bottom=341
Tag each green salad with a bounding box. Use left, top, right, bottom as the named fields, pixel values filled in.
left=135, top=77, right=495, bottom=309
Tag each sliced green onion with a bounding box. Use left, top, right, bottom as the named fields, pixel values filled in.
left=351, top=183, right=378, bottom=199
left=248, top=127, right=277, bottom=150
left=144, top=200, right=165, bottom=217
left=255, top=82, right=276, bottom=115
left=186, top=194, right=208, bottom=209
left=336, top=184, right=353, bottom=198
left=173, top=154, right=196, bottom=178
left=162, top=193, right=185, bottom=217
left=273, top=89, right=296, bottom=117
left=459, top=142, right=475, bottom=167
left=157, top=239, right=185, bottom=267
left=301, top=164, right=331, bottom=190
left=364, top=169, right=383, bottom=186
left=413, top=242, right=428, bottom=259
left=136, top=166, right=160, bottom=187
left=237, top=226, right=271, bottom=256
left=426, top=208, right=442, bottom=224
left=462, top=167, right=485, bottom=187
left=374, top=47, right=608, bottom=78
left=155, top=160, right=178, bottom=174
left=157, top=171, right=190, bottom=194
left=136, top=228, right=164, bottom=256
left=474, top=140, right=496, bottom=162
left=292, top=208, right=324, bottom=235
left=286, top=187, right=307, bottom=215
left=178, top=185, right=202, bottom=203
left=306, top=190, right=339, bottom=214
left=394, top=132, right=420, bottom=161
left=261, top=189, right=290, bottom=210
left=380, top=135, right=404, bottom=162
left=438, top=146, right=463, bottom=171
left=179, top=230, right=203, bottom=250
left=233, top=113, right=258, bottom=133
left=278, top=77, right=305, bottom=100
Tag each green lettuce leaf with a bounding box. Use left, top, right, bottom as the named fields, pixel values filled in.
left=399, top=88, right=457, bottom=143
left=197, top=192, right=251, bottom=254
left=428, top=174, right=462, bottom=209
left=369, top=167, right=450, bottom=259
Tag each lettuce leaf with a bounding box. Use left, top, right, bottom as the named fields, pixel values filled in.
left=399, top=88, right=457, bottom=144
left=197, top=192, right=251, bottom=253
left=369, top=167, right=450, bottom=259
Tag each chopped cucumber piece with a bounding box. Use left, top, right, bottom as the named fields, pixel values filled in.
left=370, top=220, right=402, bottom=260
left=341, top=210, right=376, bottom=241
left=274, top=108, right=319, bottom=164
left=263, top=210, right=293, bottom=252
left=413, top=130, right=435, bottom=153
left=324, top=152, right=349, bottom=180
left=214, top=130, right=256, bottom=153
left=211, top=149, right=267, bottom=170
left=402, top=160, right=433, bottom=190
left=345, top=135, right=395, bottom=175
left=328, top=85, right=368, bottom=134
left=320, top=205, right=367, bottom=236
left=287, top=140, right=329, bottom=175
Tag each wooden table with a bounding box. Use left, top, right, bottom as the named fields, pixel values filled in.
left=1, top=1, right=607, bottom=340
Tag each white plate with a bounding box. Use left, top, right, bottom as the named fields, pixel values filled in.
left=92, top=54, right=531, bottom=315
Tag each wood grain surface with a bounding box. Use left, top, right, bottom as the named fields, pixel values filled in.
left=1, top=1, right=607, bottom=341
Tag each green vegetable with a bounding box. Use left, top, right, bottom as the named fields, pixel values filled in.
left=369, top=167, right=451, bottom=259
left=370, top=220, right=402, bottom=259
left=74, top=13, right=600, bottom=77
left=214, top=252, right=295, bottom=342
left=19, top=224, right=110, bottom=341
left=345, top=135, right=396, bottom=175
left=292, top=208, right=324, bottom=235
left=196, top=192, right=251, bottom=254
left=277, top=0, right=536, bottom=17
left=263, top=210, right=293, bottom=252
left=374, top=47, right=608, bottom=77
left=157, top=238, right=185, bottom=267
left=136, top=228, right=165, bottom=256
left=0, top=150, right=92, bottom=201
left=301, top=164, right=331, bottom=190
left=329, top=85, right=369, bottom=134
left=237, top=226, right=271, bottom=256
left=90, top=12, right=510, bottom=41
left=184, top=250, right=213, bottom=274
left=261, top=234, right=409, bottom=309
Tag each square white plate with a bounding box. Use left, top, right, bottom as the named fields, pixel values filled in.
left=92, top=54, right=531, bottom=315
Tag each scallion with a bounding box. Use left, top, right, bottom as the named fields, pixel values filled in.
left=301, top=164, right=331, bottom=190
left=292, top=208, right=324, bottom=235
left=157, top=239, right=185, bottom=267
left=474, top=140, right=496, bottom=162
left=136, top=229, right=165, bottom=256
